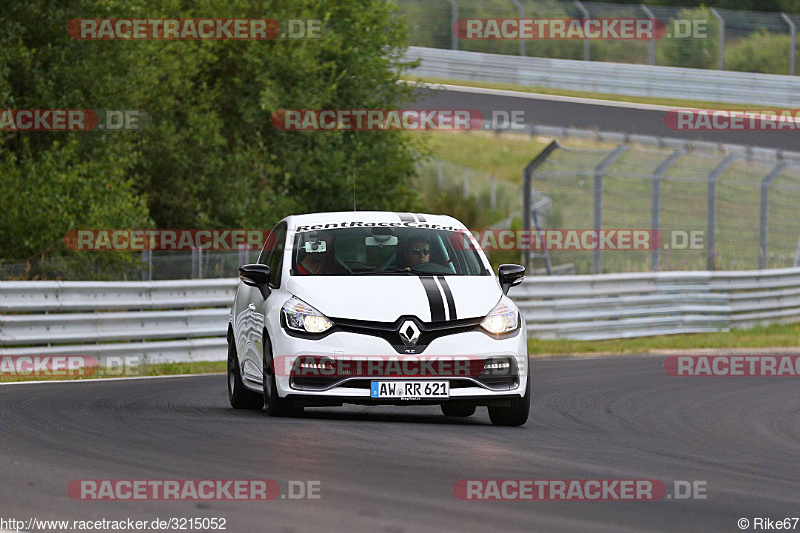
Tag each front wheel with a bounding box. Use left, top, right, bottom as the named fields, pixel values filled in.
left=263, top=335, right=303, bottom=417
left=488, top=377, right=530, bottom=426
left=228, top=337, right=264, bottom=410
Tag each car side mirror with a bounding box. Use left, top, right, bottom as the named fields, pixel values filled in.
left=498, top=264, right=525, bottom=295
left=239, top=264, right=271, bottom=299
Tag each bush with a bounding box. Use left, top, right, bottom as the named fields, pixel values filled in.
left=726, top=29, right=793, bottom=74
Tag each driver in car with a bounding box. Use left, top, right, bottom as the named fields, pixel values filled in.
left=398, top=236, right=431, bottom=269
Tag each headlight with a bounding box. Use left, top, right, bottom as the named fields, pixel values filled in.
left=281, top=297, right=333, bottom=334
left=480, top=300, right=519, bottom=335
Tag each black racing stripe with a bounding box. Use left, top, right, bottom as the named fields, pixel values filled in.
left=419, top=277, right=446, bottom=322
left=437, top=276, right=457, bottom=320
left=415, top=213, right=426, bottom=222
left=396, top=212, right=415, bottom=222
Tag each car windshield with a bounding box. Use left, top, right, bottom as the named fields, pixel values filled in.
left=290, top=226, right=489, bottom=276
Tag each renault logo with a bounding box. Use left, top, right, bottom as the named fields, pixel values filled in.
left=399, top=320, right=420, bottom=346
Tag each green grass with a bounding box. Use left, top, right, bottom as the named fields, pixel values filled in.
left=0, top=360, right=225, bottom=383
left=411, top=76, right=792, bottom=111
left=528, top=323, right=800, bottom=356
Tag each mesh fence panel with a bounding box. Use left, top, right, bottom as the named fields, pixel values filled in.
left=528, top=142, right=800, bottom=274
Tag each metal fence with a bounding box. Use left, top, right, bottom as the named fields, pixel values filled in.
left=522, top=138, right=800, bottom=275
left=406, top=46, right=800, bottom=106
left=0, top=249, right=253, bottom=282
left=516, top=267, right=800, bottom=339
left=396, top=0, right=800, bottom=75
left=0, top=279, right=235, bottom=361
left=3, top=268, right=800, bottom=360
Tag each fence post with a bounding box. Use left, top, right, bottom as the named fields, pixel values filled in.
left=706, top=154, right=736, bottom=271
left=575, top=1, right=590, bottom=61
left=511, top=0, right=525, bottom=56
left=759, top=161, right=788, bottom=269
left=238, top=245, right=248, bottom=268
left=462, top=167, right=469, bottom=197
left=445, top=0, right=458, bottom=50
left=710, top=8, right=725, bottom=70
left=650, top=149, right=684, bottom=271
left=523, top=140, right=560, bottom=273
left=640, top=4, right=656, bottom=65
left=781, top=12, right=796, bottom=76
left=593, top=145, right=629, bottom=274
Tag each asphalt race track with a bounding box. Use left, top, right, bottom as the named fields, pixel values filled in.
left=1, top=356, right=798, bottom=532
left=411, top=86, right=800, bottom=152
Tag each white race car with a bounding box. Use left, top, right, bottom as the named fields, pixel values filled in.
left=227, top=212, right=530, bottom=426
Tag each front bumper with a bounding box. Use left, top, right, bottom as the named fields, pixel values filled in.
left=269, top=325, right=529, bottom=406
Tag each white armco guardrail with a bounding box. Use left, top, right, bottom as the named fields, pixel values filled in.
left=2, top=268, right=800, bottom=362
left=516, top=267, right=800, bottom=340
left=0, top=279, right=237, bottom=362
left=406, top=46, right=800, bottom=107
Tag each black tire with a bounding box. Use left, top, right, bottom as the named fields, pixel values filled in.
left=441, top=402, right=477, bottom=417
left=488, top=377, right=530, bottom=426
left=227, top=336, right=264, bottom=410
left=262, top=334, right=303, bottom=417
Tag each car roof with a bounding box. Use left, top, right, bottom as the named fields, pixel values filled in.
left=284, top=211, right=465, bottom=231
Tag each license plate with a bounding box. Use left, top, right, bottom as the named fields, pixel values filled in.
left=370, top=380, right=449, bottom=399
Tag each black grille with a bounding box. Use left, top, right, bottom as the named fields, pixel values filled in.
left=333, top=316, right=482, bottom=353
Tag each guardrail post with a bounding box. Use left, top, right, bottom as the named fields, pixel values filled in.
left=640, top=5, right=656, bottom=65
left=523, top=140, right=560, bottom=273
left=759, top=161, right=788, bottom=269
left=593, top=144, right=629, bottom=274
left=706, top=154, right=736, bottom=270
left=511, top=0, right=525, bottom=56
left=462, top=167, right=469, bottom=197
left=710, top=8, right=725, bottom=70
left=575, top=1, right=590, bottom=61
left=650, top=149, right=684, bottom=271
left=445, top=0, right=458, bottom=50
left=781, top=13, right=796, bottom=75
left=491, top=176, right=497, bottom=209
left=140, top=250, right=152, bottom=281
left=437, top=159, right=444, bottom=189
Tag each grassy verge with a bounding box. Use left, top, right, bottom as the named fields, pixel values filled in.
left=528, top=323, right=800, bottom=356
left=412, top=76, right=785, bottom=111
left=0, top=360, right=225, bottom=383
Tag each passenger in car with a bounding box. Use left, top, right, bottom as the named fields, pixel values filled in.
left=295, top=231, right=348, bottom=275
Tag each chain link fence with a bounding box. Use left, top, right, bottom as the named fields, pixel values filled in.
left=0, top=250, right=250, bottom=282
left=524, top=140, right=800, bottom=274
left=396, top=0, right=800, bottom=75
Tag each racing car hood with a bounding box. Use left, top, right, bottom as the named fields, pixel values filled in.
left=285, top=275, right=502, bottom=323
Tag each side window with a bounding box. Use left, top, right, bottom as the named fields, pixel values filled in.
left=258, top=223, right=287, bottom=288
